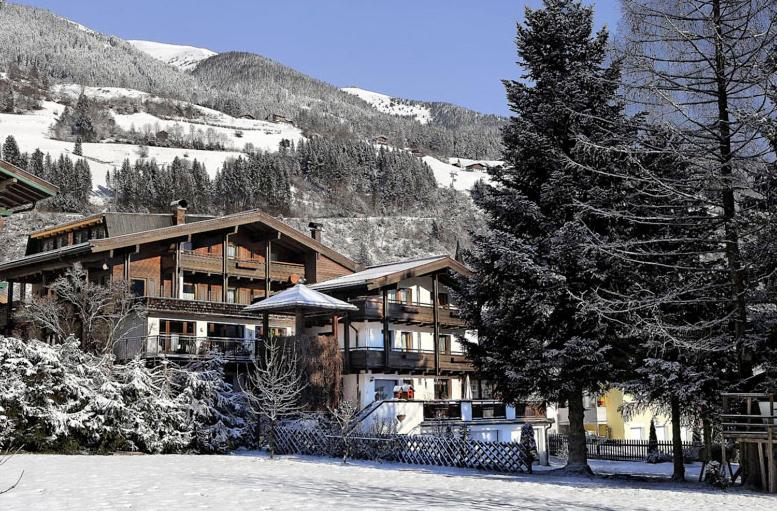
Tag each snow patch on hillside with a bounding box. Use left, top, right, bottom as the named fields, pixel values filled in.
left=0, top=86, right=305, bottom=196
left=422, top=156, right=489, bottom=191
left=447, top=157, right=504, bottom=168
left=129, top=40, right=217, bottom=71
left=342, top=87, right=432, bottom=125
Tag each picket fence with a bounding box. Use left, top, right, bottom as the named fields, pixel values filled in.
left=548, top=434, right=698, bottom=462
left=275, top=425, right=532, bottom=473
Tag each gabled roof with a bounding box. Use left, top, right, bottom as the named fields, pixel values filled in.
left=310, top=255, right=471, bottom=292
left=244, top=284, right=358, bottom=314
left=29, top=212, right=214, bottom=240
left=0, top=160, right=59, bottom=212
left=87, top=209, right=358, bottom=271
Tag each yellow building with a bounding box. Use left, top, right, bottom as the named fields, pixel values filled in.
left=553, top=389, right=691, bottom=441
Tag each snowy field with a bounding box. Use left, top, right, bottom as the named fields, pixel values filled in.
left=1, top=454, right=772, bottom=511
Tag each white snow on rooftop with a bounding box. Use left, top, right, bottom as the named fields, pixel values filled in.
left=129, top=40, right=217, bottom=71
left=342, top=87, right=432, bottom=125
left=422, top=156, right=491, bottom=191
left=311, top=255, right=448, bottom=291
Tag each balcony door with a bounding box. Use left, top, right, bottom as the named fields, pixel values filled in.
left=160, top=320, right=196, bottom=354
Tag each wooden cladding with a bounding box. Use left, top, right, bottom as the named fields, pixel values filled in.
left=348, top=297, right=467, bottom=328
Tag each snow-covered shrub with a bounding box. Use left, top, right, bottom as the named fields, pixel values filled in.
left=0, top=336, right=252, bottom=454
left=645, top=451, right=672, bottom=464
left=174, top=353, right=251, bottom=453
left=704, top=461, right=731, bottom=489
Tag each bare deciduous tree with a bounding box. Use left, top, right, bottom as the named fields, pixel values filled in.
left=16, top=264, right=146, bottom=353
left=327, top=400, right=359, bottom=464
left=0, top=447, right=22, bottom=495
left=243, top=338, right=306, bottom=458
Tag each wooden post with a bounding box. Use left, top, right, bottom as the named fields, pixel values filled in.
left=262, top=312, right=269, bottom=340
left=123, top=253, right=131, bottom=282
left=222, top=233, right=229, bottom=302
left=4, top=279, right=13, bottom=335
left=343, top=312, right=351, bottom=373
left=770, top=398, right=776, bottom=493
left=265, top=240, right=272, bottom=299
left=382, top=288, right=390, bottom=368
left=172, top=241, right=181, bottom=299
left=295, top=308, right=305, bottom=337
left=432, top=272, right=440, bottom=376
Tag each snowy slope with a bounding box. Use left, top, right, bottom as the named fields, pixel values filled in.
left=447, top=157, right=504, bottom=168
left=128, top=40, right=217, bottom=71
left=342, top=87, right=432, bottom=124
left=422, top=155, right=490, bottom=191
left=0, top=85, right=305, bottom=195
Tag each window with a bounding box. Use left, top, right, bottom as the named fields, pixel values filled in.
left=629, top=427, right=644, bottom=440
left=434, top=379, right=450, bottom=400
left=130, top=279, right=146, bottom=297
left=399, top=332, right=413, bottom=351
left=437, top=292, right=450, bottom=307
left=181, top=241, right=193, bottom=251
left=227, top=243, right=237, bottom=259
left=374, top=379, right=397, bottom=401
left=74, top=230, right=89, bottom=244
left=438, top=334, right=450, bottom=354
left=226, top=288, right=236, bottom=303
left=182, top=282, right=195, bottom=300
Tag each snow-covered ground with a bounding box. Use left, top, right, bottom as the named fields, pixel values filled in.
left=447, top=157, right=504, bottom=168
left=128, top=40, right=217, bottom=71
left=1, top=454, right=770, bottom=511
left=0, top=86, right=304, bottom=192
left=422, top=155, right=490, bottom=191
left=342, top=87, right=432, bottom=124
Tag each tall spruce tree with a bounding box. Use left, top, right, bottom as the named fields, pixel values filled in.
left=2, top=135, right=22, bottom=167
left=458, top=0, right=628, bottom=473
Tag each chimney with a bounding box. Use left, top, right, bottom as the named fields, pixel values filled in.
left=308, top=222, right=323, bottom=242
left=171, top=199, right=188, bottom=225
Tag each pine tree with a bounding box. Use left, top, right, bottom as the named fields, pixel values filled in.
left=73, top=136, right=83, bottom=156
left=2, top=135, right=22, bottom=167
left=457, top=0, right=628, bottom=474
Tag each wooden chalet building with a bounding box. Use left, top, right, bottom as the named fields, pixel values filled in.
left=0, top=203, right=356, bottom=362
left=308, top=255, right=487, bottom=409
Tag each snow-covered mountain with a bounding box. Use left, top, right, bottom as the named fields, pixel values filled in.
left=341, top=87, right=433, bottom=124
left=128, top=40, right=217, bottom=72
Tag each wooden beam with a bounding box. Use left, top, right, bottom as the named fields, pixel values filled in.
left=0, top=177, right=18, bottom=193
left=433, top=272, right=440, bottom=376
left=172, top=241, right=181, bottom=299
left=122, top=253, right=131, bottom=281
left=265, top=240, right=272, bottom=298
left=382, top=288, right=390, bottom=369
left=343, top=313, right=351, bottom=373
left=4, top=279, right=13, bottom=335
left=222, top=233, right=229, bottom=302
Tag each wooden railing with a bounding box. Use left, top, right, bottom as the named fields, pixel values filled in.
left=179, top=251, right=305, bottom=281
left=114, top=335, right=256, bottom=361
left=347, top=296, right=466, bottom=327
left=346, top=346, right=473, bottom=373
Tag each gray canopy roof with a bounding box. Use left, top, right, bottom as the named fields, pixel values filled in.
left=243, top=283, right=358, bottom=314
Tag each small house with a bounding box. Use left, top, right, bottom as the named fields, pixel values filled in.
left=465, top=162, right=488, bottom=171
left=372, top=135, right=389, bottom=146
left=266, top=113, right=295, bottom=126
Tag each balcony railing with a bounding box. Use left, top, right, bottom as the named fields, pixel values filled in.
left=114, top=335, right=256, bottom=361
left=347, top=296, right=466, bottom=327
left=345, top=346, right=473, bottom=373
left=179, top=250, right=305, bottom=281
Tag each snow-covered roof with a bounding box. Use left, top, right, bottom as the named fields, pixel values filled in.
left=309, top=255, right=456, bottom=292
left=243, top=284, right=357, bottom=313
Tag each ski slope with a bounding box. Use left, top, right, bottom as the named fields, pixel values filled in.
left=342, top=87, right=432, bottom=124
left=128, top=40, right=217, bottom=71
left=422, top=155, right=490, bottom=191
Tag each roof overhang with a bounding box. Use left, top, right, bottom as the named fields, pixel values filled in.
left=0, top=160, right=59, bottom=212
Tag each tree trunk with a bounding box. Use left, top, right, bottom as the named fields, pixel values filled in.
left=670, top=396, right=685, bottom=481
left=711, top=0, right=750, bottom=379
left=565, top=386, right=593, bottom=474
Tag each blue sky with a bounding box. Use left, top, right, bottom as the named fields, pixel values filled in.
left=16, top=0, right=621, bottom=116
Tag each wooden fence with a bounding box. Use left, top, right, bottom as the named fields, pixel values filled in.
left=275, top=425, right=531, bottom=473
left=548, top=434, right=698, bottom=461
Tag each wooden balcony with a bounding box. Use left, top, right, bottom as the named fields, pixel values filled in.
left=143, top=296, right=258, bottom=319
left=348, top=297, right=467, bottom=328
left=346, top=347, right=474, bottom=374
left=114, top=335, right=256, bottom=362
left=179, top=251, right=305, bottom=282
